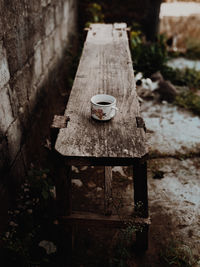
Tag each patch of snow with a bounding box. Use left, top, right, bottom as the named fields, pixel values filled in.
left=141, top=101, right=200, bottom=155
left=167, top=57, right=200, bottom=71
left=149, top=158, right=200, bottom=230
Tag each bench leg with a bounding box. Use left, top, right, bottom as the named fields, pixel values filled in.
left=55, top=159, right=73, bottom=265
left=55, top=161, right=72, bottom=216
left=104, top=166, right=113, bottom=216
left=133, top=158, right=149, bottom=251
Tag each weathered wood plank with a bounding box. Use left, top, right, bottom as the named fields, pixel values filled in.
left=60, top=211, right=151, bottom=227
left=55, top=23, right=147, bottom=159
left=133, top=158, right=149, bottom=250
left=55, top=163, right=72, bottom=216
left=133, top=158, right=148, bottom=218
left=104, top=166, right=112, bottom=215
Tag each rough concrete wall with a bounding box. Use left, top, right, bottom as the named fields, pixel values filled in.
left=0, top=0, right=77, bottom=182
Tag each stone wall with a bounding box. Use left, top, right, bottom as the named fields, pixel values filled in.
left=0, top=0, right=77, bottom=184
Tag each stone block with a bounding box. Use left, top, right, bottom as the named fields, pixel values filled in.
left=43, top=6, right=55, bottom=36
left=0, top=41, right=10, bottom=88
left=10, top=64, right=31, bottom=108
left=1, top=0, right=25, bottom=32
left=61, top=21, right=69, bottom=43
left=68, top=8, right=77, bottom=34
left=6, top=118, right=22, bottom=162
left=0, top=85, right=14, bottom=133
left=53, top=28, right=63, bottom=59
left=9, top=66, right=32, bottom=128
left=4, top=26, right=29, bottom=76
left=10, top=65, right=33, bottom=128
left=55, top=1, right=64, bottom=27
left=41, top=35, right=54, bottom=69
left=63, top=0, right=69, bottom=23
left=27, top=14, right=42, bottom=51
left=33, top=43, right=43, bottom=84
left=4, top=14, right=38, bottom=75
left=69, top=0, right=77, bottom=11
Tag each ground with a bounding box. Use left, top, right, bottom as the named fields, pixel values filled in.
left=69, top=94, right=200, bottom=266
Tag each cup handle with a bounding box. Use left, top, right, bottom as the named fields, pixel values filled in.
left=108, top=106, right=118, bottom=118
left=111, top=106, right=119, bottom=111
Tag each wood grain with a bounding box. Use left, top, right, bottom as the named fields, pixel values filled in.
left=104, top=166, right=112, bottom=215
left=55, top=23, right=148, bottom=159
left=60, top=211, right=151, bottom=228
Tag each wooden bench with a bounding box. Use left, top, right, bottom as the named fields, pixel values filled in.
left=53, top=23, right=149, bottom=255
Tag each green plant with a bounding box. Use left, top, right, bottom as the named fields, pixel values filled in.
left=162, top=67, right=200, bottom=90
left=160, top=241, right=197, bottom=267
left=109, top=199, right=146, bottom=267
left=175, top=91, right=200, bottom=116
left=131, top=32, right=169, bottom=77
left=86, top=2, right=104, bottom=27
left=0, top=169, right=60, bottom=267
left=186, top=38, right=200, bottom=60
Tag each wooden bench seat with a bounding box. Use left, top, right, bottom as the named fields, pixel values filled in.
left=53, top=23, right=149, bottom=255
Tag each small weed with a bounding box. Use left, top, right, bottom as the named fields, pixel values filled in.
left=131, top=32, right=169, bottom=78
left=186, top=38, right=200, bottom=60
left=85, top=2, right=104, bottom=27
left=0, top=169, right=61, bottom=267
left=162, top=67, right=200, bottom=90
left=160, top=241, right=197, bottom=267
left=175, top=91, right=200, bottom=116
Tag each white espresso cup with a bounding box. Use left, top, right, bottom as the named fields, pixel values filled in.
left=91, top=94, right=118, bottom=121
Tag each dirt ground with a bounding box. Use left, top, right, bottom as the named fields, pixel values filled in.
left=70, top=156, right=200, bottom=266
left=69, top=84, right=200, bottom=266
